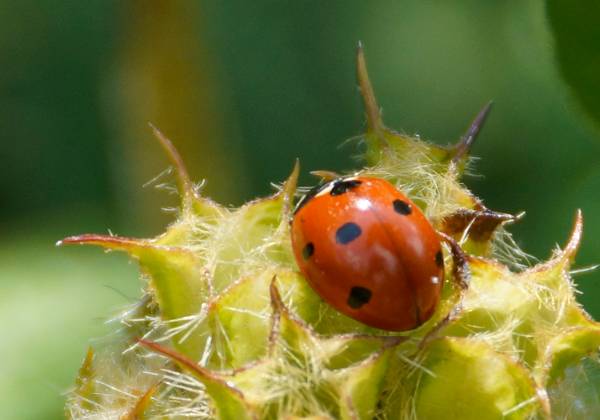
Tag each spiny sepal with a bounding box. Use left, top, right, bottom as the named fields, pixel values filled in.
left=139, top=281, right=401, bottom=419
left=543, top=328, right=600, bottom=385
left=357, top=45, right=501, bottom=247
left=412, top=337, right=544, bottom=419
left=64, top=48, right=600, bottom=419
left=202, top=160, right=299, bottom=294
left=357, top=45, right=491, bottom=175
left=140, top=339, right=258, bottom=419
left=438, top=205, right=522, bottom=258
left=547, top=357, right=600, bottom=419
left=69, top=347, right=97, bottom=413
left=58, top=234, right=208, bottom=357
left=357, top=49, right=515, bottom=269
left=199, top=269, right=324, bottom=370
left=58, top=161, right=300, bottom=361
left=65, top=342, right=195, bottom=419
left=150, top=123, right=225, bottom=219
left=448, top=101, right=493, bottom=166
left=441, top=211, right=600, bottom=389
left=120, top=382, right=159, bottom=420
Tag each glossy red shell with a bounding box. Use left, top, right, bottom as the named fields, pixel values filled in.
left=291, top=176, right=444, bottom=331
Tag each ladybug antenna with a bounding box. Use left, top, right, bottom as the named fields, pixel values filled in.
left=310, top=170, right=341, bottom=182
left=356, top=42, right=384, bottom=136
left=452, top=101, right=493, bottom=163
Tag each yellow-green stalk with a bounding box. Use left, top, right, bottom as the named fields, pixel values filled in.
left=61, top=45, right=600, bottom=419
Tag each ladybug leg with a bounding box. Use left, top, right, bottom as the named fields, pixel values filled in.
left=418, top=232, right=470, bottom=349
left=437, top=231, right=470, bottom=290
left=419, top=302, right=463, bottom=350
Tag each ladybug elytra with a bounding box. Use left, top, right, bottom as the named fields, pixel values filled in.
left=291, top=176, right=444, bottom=331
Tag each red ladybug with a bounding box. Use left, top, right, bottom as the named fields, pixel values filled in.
left=291, top=176, right=444, bottom=331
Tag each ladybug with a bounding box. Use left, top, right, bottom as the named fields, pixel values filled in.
left=291, top=176, right=444, bottom=331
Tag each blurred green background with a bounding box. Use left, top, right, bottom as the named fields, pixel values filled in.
left=2, top=2, right=600, bottom=418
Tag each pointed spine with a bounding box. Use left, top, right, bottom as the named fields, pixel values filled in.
left=563, top=209, right=583, bottom=260
left=150, top=123, right=196, bottom=205
left=282, top=160, right=300, bottom=218
left=121, top=382, right=159, bottom=420
left=356, top=42, right=385, bottom=138
left=57, top=234, right=145, bottom=249
left=452, top=101, right=493, bottom=162
left=150, top=123, right=224, bottom=218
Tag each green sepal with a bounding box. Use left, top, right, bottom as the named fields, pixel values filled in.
left=120, top=382, right=159, bottom=420
left=269, top=280, right=399, bottom=369
left=438, top=207, right=520, bottom=257
left=357, top=45, right=490, bottom=179
left=140, top=339, right=258, bottom=420
left=69, top=347, right=97, bottom=414
left=151, top=123, right=226, bottom=219
left=548, top=356, right=600, bottom=419
left=336, top=345, right=396, bottom=420
left=544, top=327, right=600, bottom=384
left=357, top=45, right=511, bottom=263
left=414, top=337, right=543, bottom=420
left=205, top=161, right=299, bottom=293
left=204, top=271, right=290, bottom=369
left=58, top=235, right=208, bottom=358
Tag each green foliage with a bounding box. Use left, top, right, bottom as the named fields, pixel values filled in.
left=547, top=1, right=600, bottom=130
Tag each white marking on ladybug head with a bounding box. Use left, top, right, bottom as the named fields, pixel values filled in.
left=315, top=182, right=335, bottom=198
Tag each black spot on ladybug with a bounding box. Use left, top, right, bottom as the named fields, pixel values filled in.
left=347, top=286, right=372, bottom=309
left=393, top=199, right=412, bottom=215
left=302, top=242, right=314, bottom=260
left=330, top=179, right=362, bottom=196
left=336, top=222, right=362, bottom=244
left=435, top=250, right=444, bottom=268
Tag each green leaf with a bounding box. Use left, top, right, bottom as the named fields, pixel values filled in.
left=547, top=2, right=600, bottom=129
